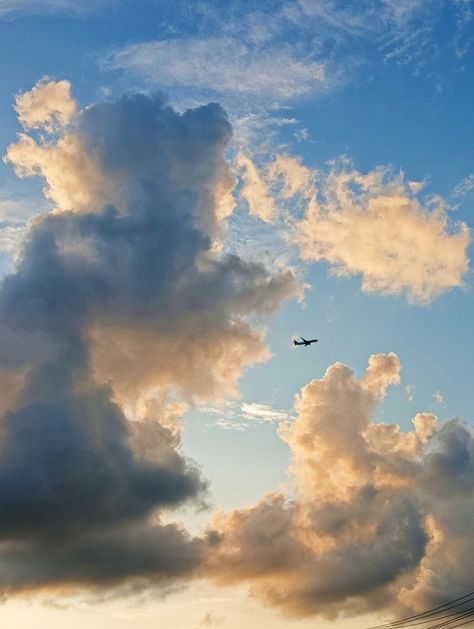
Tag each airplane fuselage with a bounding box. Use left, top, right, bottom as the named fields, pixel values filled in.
left=293, top=338, right=318, bottom=347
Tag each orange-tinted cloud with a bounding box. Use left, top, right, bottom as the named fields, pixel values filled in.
left=206, top=353, right=474, bottom=620
left=293, top=163, right=470, bottom=304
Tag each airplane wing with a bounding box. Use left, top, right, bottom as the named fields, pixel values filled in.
left=301, top=337, right=307, bottom=342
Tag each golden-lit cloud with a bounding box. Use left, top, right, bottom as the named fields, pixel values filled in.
left=231, top=152, right=468, bottom=304
left=292, top=163, right=470, bottom=304
left=206, top=353, right=474, bottom=619
left=236, top=153, right=277, bottom=223
left=14, top=77, right=76, bottom=131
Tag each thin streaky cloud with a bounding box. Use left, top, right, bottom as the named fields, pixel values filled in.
left=101, top=0, right=467, bottom=114
left=0, top=0, right=112, bottom=18
left=199, top=401, right=293, bottom=430
left=453, top=173, right=474, bottom=198
left=103, top=36, right=336, bottom=104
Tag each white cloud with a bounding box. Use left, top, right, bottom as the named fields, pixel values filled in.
left=240, top=402, right=291, bottom=423
left=0, top=0, right=108, bottom=18
left=99, top=0, right=466, bottom=116
left=294, top=128, right=310, bottom=142
left=103, top=36, right=334, bottom=104
left=405, top=384, right=415, bottom=401
left=453, top=173, right=474, bottom=198
left=200, top=401, right=292, bottom=430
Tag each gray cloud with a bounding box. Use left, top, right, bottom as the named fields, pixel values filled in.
left=0, top=81, right=300, bottom=594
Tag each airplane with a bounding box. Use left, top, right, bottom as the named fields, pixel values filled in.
left=293, top=337, right=318, bottom=347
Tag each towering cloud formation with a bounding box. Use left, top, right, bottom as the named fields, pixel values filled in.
left=0, top=80, right=299, bottom=594
left=206, top=353, right=474, bottom=620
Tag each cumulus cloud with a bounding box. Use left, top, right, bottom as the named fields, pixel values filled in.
left=230, top=153, right=468, bottom=304
left=206, top=353, right=474, bottom=620
left=0, top=79, right=300, bottom=594
left=292, top=162, right=470, bottom=304
left=14, top=77, right=76, bottom=131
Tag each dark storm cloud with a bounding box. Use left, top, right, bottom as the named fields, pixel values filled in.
left=0, top=82, right=300, bottom=593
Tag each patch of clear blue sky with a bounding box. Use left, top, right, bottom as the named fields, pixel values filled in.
left=1, top=1, right=473, bottom=492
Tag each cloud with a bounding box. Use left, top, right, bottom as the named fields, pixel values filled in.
left=14, top=77, right=77, bottom=131
left=236, top=154, right=277, bottom=223
left=199, top=401, right=292, bottom=431
left=0, top=195, right=48, bottom=264
left=240, top=402, right=291, bottom=423
left=230, top=153, right=469, bottom=304
left=292, top=161, right=470, bottom=304
left=103, top=35, right=334, bottom=105
left=453, top=173, right=474, bottom=198
left=206, top=353, right=474, bottom=619
left=100, top=0, right=466, bottom=115
left=0, top=0, right=108, bottom=19
left=0, top=80, right=300, bottom=594
left=197, top=609, right=225, bottom=628
left=452, top=0, right=474, bottom=57
left=234, top=152, right=314, bottom=224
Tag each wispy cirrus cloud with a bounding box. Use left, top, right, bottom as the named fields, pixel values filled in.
left=101, top=0, right=468, bottom=113
left=103, top=36, right=336, bottom=106
left=453, top=172, right=474, bottom=198
left=199, top=401, right=293, bottom=431
left=0, top=0, right=111, bottom=18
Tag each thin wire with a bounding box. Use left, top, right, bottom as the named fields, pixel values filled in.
left=428, top=613, right=474, bottom=629
left=396, top=606, right=474, bottom=628
left=425, top=609, right=474, bottom=629
left=368, top=591, right=474, bottom=629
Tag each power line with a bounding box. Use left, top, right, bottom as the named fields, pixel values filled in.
left=368, top=591, right=474, bottom=629
left=392, top=606, right=474, bottom=628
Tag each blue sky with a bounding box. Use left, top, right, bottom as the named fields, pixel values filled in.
left=1, top=1, right=474, bottom=628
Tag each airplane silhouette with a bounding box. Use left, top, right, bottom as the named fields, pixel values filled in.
left=293, top=337, right=318, bottom=347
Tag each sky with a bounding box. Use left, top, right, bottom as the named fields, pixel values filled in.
left=0, top=1, right=474, bottom=628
